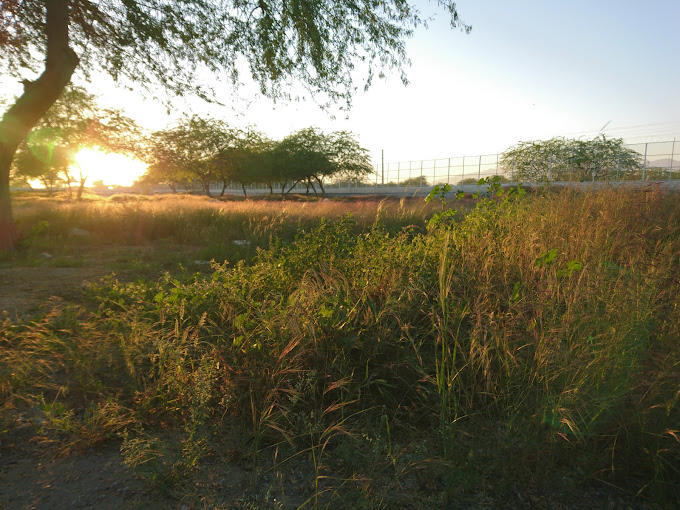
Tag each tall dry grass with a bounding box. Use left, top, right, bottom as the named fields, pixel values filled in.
left=2, top=185, right=679, bottom=506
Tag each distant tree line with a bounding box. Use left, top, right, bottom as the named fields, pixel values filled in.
left=8, top=89, right=374, bottom=199
left=141, top=116, right=374, bottom=197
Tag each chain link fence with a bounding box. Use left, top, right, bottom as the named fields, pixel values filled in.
left=358, top=139, right=678, bottom=190
left=208, top=139, right=679, bottom=195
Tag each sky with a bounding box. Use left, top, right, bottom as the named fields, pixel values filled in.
left=4, top=0, right=680, bottom=169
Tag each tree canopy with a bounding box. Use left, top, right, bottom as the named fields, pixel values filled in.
left=145, top=115, right=242, bottom=197
left=11, top=85, right=140, bottom=197
left=500, top=135, right=643, bottom=182
left=0, top=0, right=469, bottom=249
left=145, top=120, right=373, bottom=197
left=269, top=128, right=373, bottom=195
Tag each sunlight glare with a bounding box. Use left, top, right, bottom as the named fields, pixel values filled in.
left=72, top=148, right=147, bottom=187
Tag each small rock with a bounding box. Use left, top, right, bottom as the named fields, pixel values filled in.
left=41, top=252, right=52, bottom=258
left=68, top=227, right=91, bottom=237
left=232, top=240, right=250, bottom=246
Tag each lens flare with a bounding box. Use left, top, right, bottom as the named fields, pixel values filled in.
left=72, top=148, right=147, bottom=187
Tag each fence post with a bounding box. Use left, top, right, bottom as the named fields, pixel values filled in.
left=642, top=143, right=648, bottom=180
left=433, top=161, right=436, bottom=186
left=511, top=156, right=515, bottom=183
left=616, top=147, right=621, bottom=181
left=569, top=148, right=573, bottom=181
left=447, top=158, right=451, bottom=184
left=397, top=162, right=400, bottom=186
left=381, top=150, right=384, bottom=185
left=592, top=147, right=596, bottom=182
left=548, top=152, right=552, bottom=182
left=462, top=156, right=465, bottom=183
left=478, top=155, right=482, bottom=181
left=669, top=138, right=675, bottom=180
left=419, top=161, right=424, bottom=187
left=495, top=153, right=499, bottom=175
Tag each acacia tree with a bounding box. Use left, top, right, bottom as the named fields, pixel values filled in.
left=215, top=128, right=271, bottom=197
left=327, top=130, right=374, bottom=191
left=140, top=151, right=192, bottom=193
left=11, top=138, right=69, bottom=194
left=272, top=128, right=332, bottom=196
left=12, top=85, right=140, bottom=199
left=0, top=0, right=469, bottom=249
left=500, top=135, right=642, bottom=182
left=272, top=128, right=373, bottom=196
left=146, top=116, right=234, bottom=197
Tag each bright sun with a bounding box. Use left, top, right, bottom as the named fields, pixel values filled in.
left=72, top=148, right=148, bottom=187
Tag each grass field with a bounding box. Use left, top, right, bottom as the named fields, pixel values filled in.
left=1, top=185, right=679, bottom=508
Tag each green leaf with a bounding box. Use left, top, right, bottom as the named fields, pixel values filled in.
left=566, top=260, right=583, bottom=272
left=510, top=281, right=522, bottom=302
left=535, top=249, right=558, bottom=268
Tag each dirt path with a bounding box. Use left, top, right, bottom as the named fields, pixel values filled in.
left=0, top=265, right=109, bottom=319
left=0, top=442, right=148, bottom=510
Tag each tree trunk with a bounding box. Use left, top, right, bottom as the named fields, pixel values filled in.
left=77, top=174, right=87, bottom=200
left=314, top=176, right=326, bottom=197
left=241, top=184, right=248, bottom=198
left=65, top=173, right=73, bottom=199
left=202, top=179, right=213, bottom=198
left=0, top=167, right=15, bottom=250
left=284, top=181, right=298, bottom=196
left=309, top=177, right=318, bottom=197
left=0, top=0, right=79, bottom=250
left=220, top=182, right=228, bottom=196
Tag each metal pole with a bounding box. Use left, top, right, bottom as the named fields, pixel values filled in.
left=495, top=153, right=499, bottom=175
left=462, top=156, right=465, bottom=182
left=397, top=162, right=401, bottom=186
left=419, top=160, right=423, bottom=187
left=447, top=158, right=451, bottom=184
left=381, top=150, right=384, bottom=185
left=592, top=146, right=596, bottom=182
left=433, top=160, right=436, bottom=186
left=478, top=155, right=482, bottom=180
left=669, top=138, right=675, bottom=180
left=642, top=143, right=648, bottom=180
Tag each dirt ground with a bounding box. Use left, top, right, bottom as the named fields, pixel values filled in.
left=0, top=265, right=107, bottom=319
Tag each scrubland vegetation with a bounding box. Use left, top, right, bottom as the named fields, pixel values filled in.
left=1, top=185, right=679, bottom=508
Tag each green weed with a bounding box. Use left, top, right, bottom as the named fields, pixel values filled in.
left=2, top=187, right=680, bottom=506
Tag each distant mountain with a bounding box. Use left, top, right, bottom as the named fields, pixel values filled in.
left=646, top=158, right=679, bottom=168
